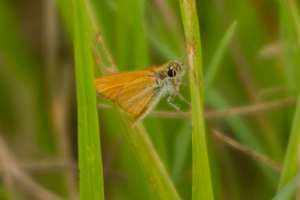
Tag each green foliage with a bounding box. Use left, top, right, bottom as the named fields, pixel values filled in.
left=0, top=0, right=299, bottom=199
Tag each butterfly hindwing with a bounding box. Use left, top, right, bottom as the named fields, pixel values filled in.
left=116, top=76, right=162, bottom=123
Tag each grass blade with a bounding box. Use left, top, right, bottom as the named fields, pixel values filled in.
left=179, top=0, right=214, bottom=199
left=277, top=92, right=300, bottom=191
left=72, top=0, right=104, bottom=198
left=203, top=21, right=237, bottom=99
left=273, top=176, right=297, bottom=200
left=277, top=0, right=300, bottom=196
left=121, top=119, right=181, bottom=199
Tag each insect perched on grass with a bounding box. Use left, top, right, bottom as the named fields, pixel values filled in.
left=95, top=61, right=190, bottom=125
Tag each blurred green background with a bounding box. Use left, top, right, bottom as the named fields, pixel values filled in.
left=0, top=0, right=299, bottom=199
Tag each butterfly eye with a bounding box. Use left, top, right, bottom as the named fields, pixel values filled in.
left=167, top=68, right=176, bottom=77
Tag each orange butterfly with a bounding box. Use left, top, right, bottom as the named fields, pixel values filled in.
left=95, top=61, right=190, bottom=124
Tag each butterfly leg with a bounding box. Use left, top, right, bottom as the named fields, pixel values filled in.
left=167, top=94, right=192, bottom=126
left=170, top=84, right=191, bottom=107
left=175, top=90, right=191, bottom=107
left=167, top=94, right=180, bottom=111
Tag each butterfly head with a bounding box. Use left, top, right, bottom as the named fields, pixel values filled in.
left=166, top=61, right=186, bottom=84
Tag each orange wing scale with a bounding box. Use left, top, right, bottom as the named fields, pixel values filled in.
left=95, top=70, right=154, bottom=101
left=95, top=69, right=161, bottom=123
left=116, top=76, right=159, bottom=122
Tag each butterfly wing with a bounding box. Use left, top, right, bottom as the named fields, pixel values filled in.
left=95, top=67, right=166, bottom=123
left=116, top=76, right=163, bottom=123
left=95, top=70, right=154, bottom=101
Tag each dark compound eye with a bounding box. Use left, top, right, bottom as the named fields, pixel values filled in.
left=167, top=68, right=176, bottom=77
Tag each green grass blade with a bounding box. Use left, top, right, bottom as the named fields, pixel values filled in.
left=203, top=21, right=237, bottom=100
left=277, top=92, right=300, bottom=190
left=179, top=0, right=214, bottom=199
left=115, top=0, right=149, bottom=70
left=72, top=0, right=104, bottom=198
left=277, top=0, right=300, bottom=195
left=287, top=0, right=300, bottom=38
left=122, top=120, right=181, bottom=200
left=273, top=176, right=297, bottom=200
left=279, top=0, right=300, bottom=94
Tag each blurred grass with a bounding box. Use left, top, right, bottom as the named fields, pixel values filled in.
left=0, top=0, right=300, bottom=199
left=277, top=0, right=300, bottom=199
left=203, top=21, right=237, bottom=100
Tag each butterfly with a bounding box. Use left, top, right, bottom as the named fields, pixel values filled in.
left=95, top=61, right=190, bottom=124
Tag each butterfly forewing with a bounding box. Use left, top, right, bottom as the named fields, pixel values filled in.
left=95, top=70, right=154, bottom=101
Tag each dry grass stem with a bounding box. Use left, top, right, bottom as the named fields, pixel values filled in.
left=212, top=130, right=282, bottom=171
left=98, top=97, right=294, bottom=119
left=95, top=34, right=118, bottom=74
left=204, top=97, right=295, bottom=118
